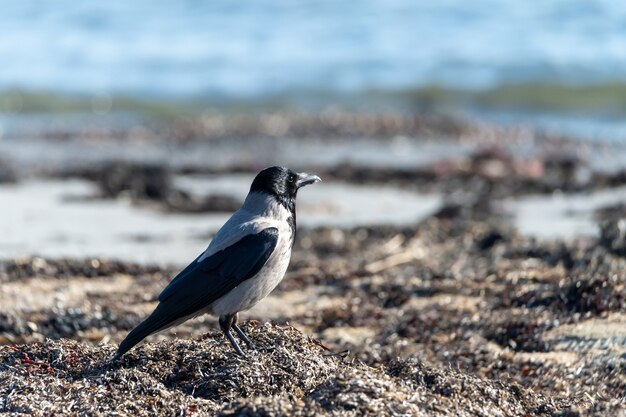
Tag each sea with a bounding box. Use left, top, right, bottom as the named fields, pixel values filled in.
left=1, top=0, right=626, bottom=139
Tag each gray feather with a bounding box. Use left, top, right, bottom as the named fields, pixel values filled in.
left=114, top=227, right=279, bottom=358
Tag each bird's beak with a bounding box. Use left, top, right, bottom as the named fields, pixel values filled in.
left=296, top=172, right=322, bottom=188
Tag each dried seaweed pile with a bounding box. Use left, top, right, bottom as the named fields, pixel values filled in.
left=1, top=206, right=625, bottom=415
left=55, top=161, right=242, bottom=214
left=1, top=323, right=564, bottom=416
left=307, top=222, right=626, bottom=414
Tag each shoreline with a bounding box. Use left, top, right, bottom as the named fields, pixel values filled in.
left=1, top=110, right=625, bottom=415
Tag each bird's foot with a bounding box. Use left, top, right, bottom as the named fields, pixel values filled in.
left=224, top=330, right=247, bottom=358
left=233, top=323, right=256, bottom=350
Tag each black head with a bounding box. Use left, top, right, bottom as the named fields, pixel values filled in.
left=250, top=166, right=321, bottom=205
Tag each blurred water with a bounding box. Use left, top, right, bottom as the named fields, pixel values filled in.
left=0, top=178, right=441, bottom=263
left=506, top=186, right=626, bottom=239
left=1, top=1, right=625, bottom=97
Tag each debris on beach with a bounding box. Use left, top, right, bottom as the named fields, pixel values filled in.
left=1, top=216, right=624, bottom=415
left=1, top=115, right=626, bottom=415
left=599, top=219, right=626, bottom=257
left=55, top=161, right=242, bottom=213
left=0, top=160, right=16, bottom=183
left=0, top=324, right=572, bottom=416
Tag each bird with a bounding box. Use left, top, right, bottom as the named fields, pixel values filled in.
left=114, top=166, right=321, bottom=360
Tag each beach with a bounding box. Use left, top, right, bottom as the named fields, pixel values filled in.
left=1, top=112, right=625, bottom=415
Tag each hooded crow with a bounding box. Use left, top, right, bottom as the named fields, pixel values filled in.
left=114, top=166, right=321, bottom=359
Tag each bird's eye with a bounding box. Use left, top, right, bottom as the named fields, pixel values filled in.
left=288, top=174, right=296, bottom=183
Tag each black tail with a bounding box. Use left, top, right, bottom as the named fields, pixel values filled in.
left=114, top=304, right=175, bottom=360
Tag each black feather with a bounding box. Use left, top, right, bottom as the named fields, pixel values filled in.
left=114, top=227, right=279, bottom=359
left=249, top=166, right=298, bottom=213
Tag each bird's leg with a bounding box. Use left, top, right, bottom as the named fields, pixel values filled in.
left=232, top=313, right=256, bottom=349
left=219, top=314, right=245, bottom=357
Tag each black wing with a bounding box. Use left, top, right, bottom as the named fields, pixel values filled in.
left=115, top=227, right=279, bottom=358
left=158, top=227, right=279, bottom=305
